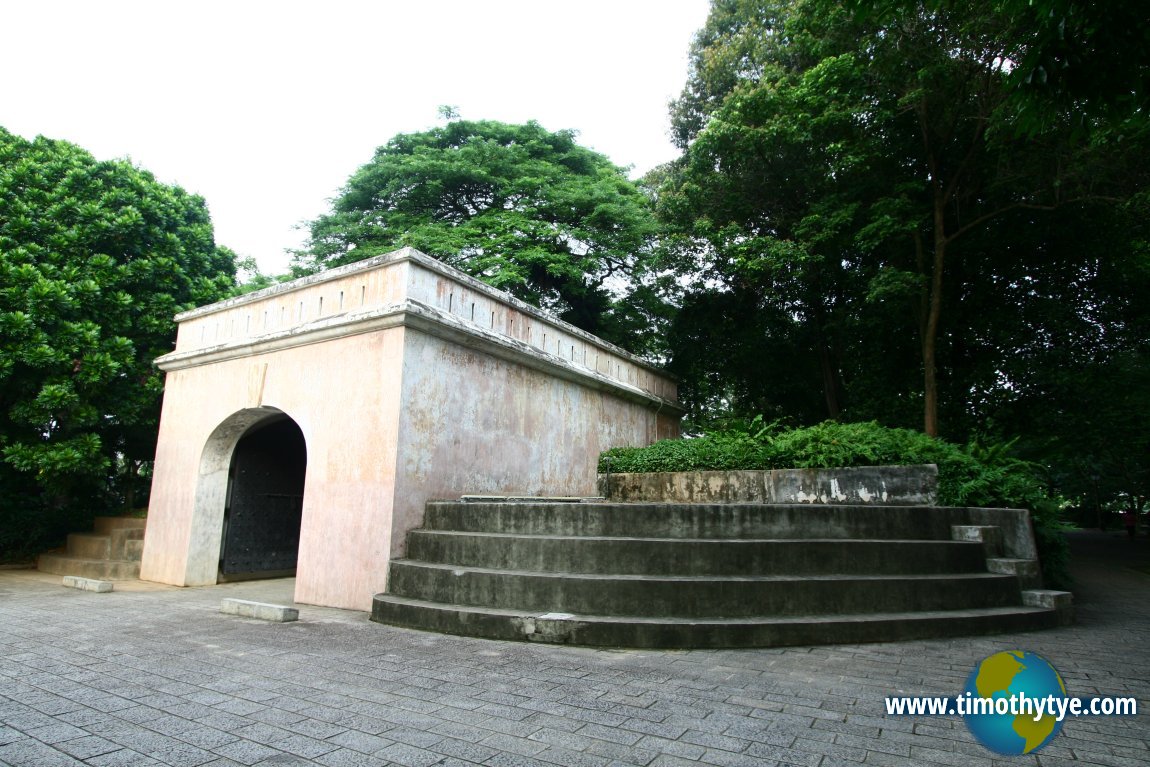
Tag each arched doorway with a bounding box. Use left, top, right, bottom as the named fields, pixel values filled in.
left=218, top=415, right=307, bottom=579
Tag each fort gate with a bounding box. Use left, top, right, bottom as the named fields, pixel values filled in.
left=141, top=248, right=681, bottom=610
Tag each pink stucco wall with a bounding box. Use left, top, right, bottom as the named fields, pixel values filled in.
left=389, top=328, right=675, bottom=560
left=143, top=248, right=681, bottom=611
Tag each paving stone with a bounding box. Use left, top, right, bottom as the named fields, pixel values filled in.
left=313, top=747, right=392, bottom=767
left=54, top=735, right=122, bottom=760
left=191, top=712, right=254, bottom=733
left=251, top=756, right=313, bottom=766
left=621, top=719, right=690, bottom=741
left=73, top=696, right=136, bottom=715
left=481, top=732, right=552, bottom=757
left=23, top=722, right=89, bottom=745
left=208, top=740, right=282, bottom=765
left=829, top=732, right=911, bottom=758
left=679, top=729, right=752, bottom=753
left=702, top=749, right=791, bottom=767
left=534, top=744, right=612, bottom=767
left=135, top=739, right=217, bottom=767
left=172, top=728, right=239, bottom=751
left=430, top=735, right=502, bottom=763
left=584, top=738, right=659, bottom=765
left=86, top=749, right=167, bottom=767
left=373, top=741, right=442, bottom=767
left=247, top=708, right=305, bottom=727
left=0, top=738, right=88, bottom=766
left=483, top=753, right=557, bottom=767
left=429, top=719, right=492, bottom=742
left=648, top=754, right=709, bottom=767
left=581, top=722, right=647, bottom=747
left=482, top=718, right=545, bottom=739
left=207, top=701, right=265, bottom=720
left=634, top=735, right=706, bottom=760
left=0, top=531, right=1145, bottom=767
left=280, top=718, right=345, bottom=740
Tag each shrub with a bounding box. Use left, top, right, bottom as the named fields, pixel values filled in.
left=600, top=420, right=1073, bottom=587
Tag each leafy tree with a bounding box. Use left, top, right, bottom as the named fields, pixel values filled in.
left=231, top=256, right=293, bottom=296
left=857, top=1, right=1150, bottom=135
left=295, top=119, right=663, bottom=352
left=976, top=199, right=1150, bottom=518
left=0, top=127, right=236, bottom=558
left=659, top=0, right=1149, bottom=437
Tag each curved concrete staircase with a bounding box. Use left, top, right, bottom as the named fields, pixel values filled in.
left=372, top=500, right=1072, bottom=648
left=37, top=516, right=146, bottom=580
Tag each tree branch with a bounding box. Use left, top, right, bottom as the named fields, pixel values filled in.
left=945, top=196, right=1119, bottom=245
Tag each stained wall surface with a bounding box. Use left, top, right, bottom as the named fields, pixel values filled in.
left=142, top=248, right=681, bottom=611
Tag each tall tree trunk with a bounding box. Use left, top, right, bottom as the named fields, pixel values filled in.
left=922, top=194, right=948, bottom=437
left=124, top=460, right=138, bottom=512
left=812, top=304, right=842, bottom=420
left=819, top=341, right=841, bottom=420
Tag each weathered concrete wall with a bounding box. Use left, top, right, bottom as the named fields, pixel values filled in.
left=144, top=248, right=681, bottom=611
left=141, top=327, right=407, bottom=610
left=601, top=465, right=938, bottom=506
left=950, top=506, right=1038, bottom=561
left=390, top=329, right=670, bottom=558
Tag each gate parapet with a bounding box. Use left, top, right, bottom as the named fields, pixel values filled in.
left=160, top=247, right=676, bottom=408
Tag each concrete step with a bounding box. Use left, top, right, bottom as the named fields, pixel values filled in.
left=988, top=557, right=1042, bottom=589
left=66, top=533, right=111, bottom=559
left=372, top=595, right=1061, bottom=648
left=53, top=518, right=146, bottom=575
left=423, top=501, right=968, bottom=540
left=123, top=538, right=144, bottom=561
left=108, top=527, right=145, bottom=561
left=93, top=516, right=146, bottom=535
left=373, top=499, right=1059, bottom=648
left=952, top=524, right=1004, bottom=556
left=405, top=531, right=990, bottom=576
left=1023, top=589, right=1075, bottom=625
left=386, top=561, right=1023, bottom=617
left=37, top=553, right=140, bottom=580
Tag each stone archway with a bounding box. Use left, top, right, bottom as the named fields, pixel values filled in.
left=219, top=416, right=306, bottom=579
left=179, top=407, right=308, bottom=586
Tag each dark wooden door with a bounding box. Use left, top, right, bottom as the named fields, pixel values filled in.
left=220, top=418, right=306, bottom=576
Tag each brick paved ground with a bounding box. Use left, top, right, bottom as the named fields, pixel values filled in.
left=0, top=531, right=1146, bottom=767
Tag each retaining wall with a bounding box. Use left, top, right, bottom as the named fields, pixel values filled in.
left=600, top=464, right=939, bottom=506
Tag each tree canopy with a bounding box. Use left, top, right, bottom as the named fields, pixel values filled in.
left=295, top=119, right=663, bottom=351
left=0, top=127, right=237, bottom=556
left=653, top=0, right=1149, bottom=512
left=855, top=0, right=1150, bottom=135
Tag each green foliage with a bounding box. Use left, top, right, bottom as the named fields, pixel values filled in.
left=656, top=0, right=1150, bottom=441
left=0, top=126, right=237, bottom=558
left=296, top=119, right=665, bottom=352
left=852, top=1, right=1150, bottom=136
left=1029, top=499, right=1075, bottom=590
left=601, top=420, right=1073, bottom=587
left=651, top=0, right=1150, bottom=527
left=599, top=429, right=769, bottom=474
left=231, top=256, right=293, bottom=296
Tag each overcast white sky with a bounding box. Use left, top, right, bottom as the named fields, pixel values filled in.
left=2, top=0, right=711, bottom=275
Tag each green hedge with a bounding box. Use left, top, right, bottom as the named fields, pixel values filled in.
left=600, top=420, right=1073, bottom=588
